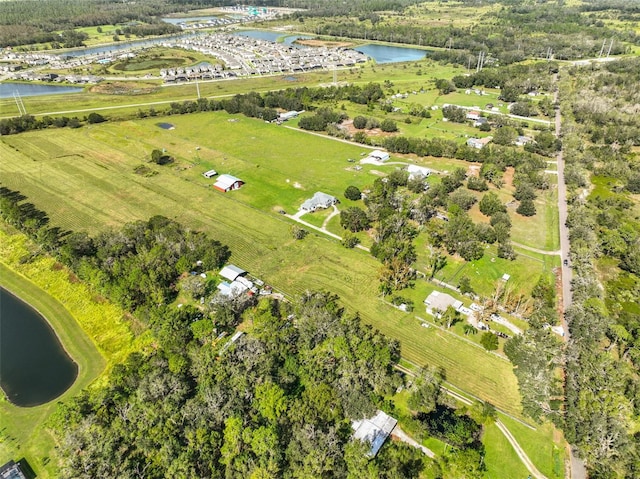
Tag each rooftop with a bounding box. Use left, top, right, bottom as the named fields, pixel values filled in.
left=424, top=290, right=463, bottom=313
left=219, top=264, right=246, bottom=282
left=352, top=410, right=397, bottom=457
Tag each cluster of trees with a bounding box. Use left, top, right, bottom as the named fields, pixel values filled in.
left=0, top=185, right=230, bottom=314
left=0, top=0, right=184, bottom=47
left=298, top=107, right=347, bottom=131
left=551, top=59, right=640, bottom=477
left=50, top=290, right=425, bottom=478
left=504, top=277, right=562, bottom=419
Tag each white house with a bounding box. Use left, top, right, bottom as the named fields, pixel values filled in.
left=407, top=164, right=432, bottom=180
left=213, top=174, right=244, bottom=192
left=424, top=291, right=463, bottom=316
left=466, top=137, right=493, bottom=149
left=301, top=192, right=338, bottom=212
left=466, top=110, right=481, bottom=121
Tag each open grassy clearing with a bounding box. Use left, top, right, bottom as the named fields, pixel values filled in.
left=499, top=415, right=565, bottom=479
left=482, top=422, right=531, bottom=479
left=0, top=112, right=524, bottom=416
left=0, top=228, right=148, bottom=479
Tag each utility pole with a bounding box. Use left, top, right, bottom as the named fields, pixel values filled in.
left=13, top=91, right=26, bottom=116
left=598, top=39, right=606, bottom=57
left=606, top=38, right=613, bottom=57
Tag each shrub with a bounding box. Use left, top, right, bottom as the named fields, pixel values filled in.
left=344, top=185, right=362, bottom=201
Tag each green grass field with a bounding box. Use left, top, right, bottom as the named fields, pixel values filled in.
left=0, top=112, right=523, bottom=416
left=499, top=415, right=565, bottom=479
left=482, top=422, right=531, bottom=479
left=0, top=228, right=150, bottom=478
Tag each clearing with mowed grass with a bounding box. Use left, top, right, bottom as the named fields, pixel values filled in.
left=0, top=111, right=525, bottom=416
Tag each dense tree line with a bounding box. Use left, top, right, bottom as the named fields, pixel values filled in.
left=0, top=0, right=184, bottom=47
left=295, top=1, right=636, bottom=66
left=51, top=291, right=415, bottom=478
left=554, top=59, right=640, bottom=477
left=0, top=185, right=230, bottom=313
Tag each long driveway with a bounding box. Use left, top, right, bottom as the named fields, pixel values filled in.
left=554, top=81, right=572, bottom=332
left=555, top=75, right=588, bottom=479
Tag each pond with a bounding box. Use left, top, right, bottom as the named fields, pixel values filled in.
left=0, top=82, right=83, bottom=99
left=233, top=30, right=284, bottom=42
left=0, top=287, right=78, bottom=407
left=354, top=44, right=431, bottom=64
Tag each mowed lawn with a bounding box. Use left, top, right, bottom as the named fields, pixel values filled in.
left=0, top=113, right=523, bottom=416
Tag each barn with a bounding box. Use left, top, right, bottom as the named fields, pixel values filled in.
left=213, top=174, right=244, bottom=192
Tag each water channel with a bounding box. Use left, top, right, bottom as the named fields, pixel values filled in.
left=0, top=287, right=78, bottom=407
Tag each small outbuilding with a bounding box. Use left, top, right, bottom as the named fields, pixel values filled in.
left=203, top=169, right=218, bottom=178
left=351, top=410, right=397, bottom=458
left=214, top=174, right=244, bottom=192
left=301, top=192, right=338, bottom=212
left=367, top=150, right=390, bottom=162
left=424, top=291, right=463, bottom=316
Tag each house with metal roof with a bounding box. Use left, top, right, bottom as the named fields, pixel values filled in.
left=0, top=460, right=27, bottom=479
left=366, top=149, right=390, bottom=162
left=466, top=137, right=493, bottom=149
left=213, top=174, right=244, bottom=192
left=301, top=192, right=337, bottom=212
left=351, top=410, right=398, bottom=457
left=407, top=164, right=432, bottom=180
left=424, top=290, right=463, bottom=316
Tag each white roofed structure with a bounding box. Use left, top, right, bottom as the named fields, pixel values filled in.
left=407, top=164, right=432, bottom=180
left=219, top=264, right=246, bottom=282
left=301, top=192, right=337, bottom=212
left=351, top=410, right=398, bottom=457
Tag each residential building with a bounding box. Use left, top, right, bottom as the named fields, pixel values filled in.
left=351, top=410, right=397, bottom=457
left=301, top=192, right=338, bottom=212
left=424, top=290, right=463, bottom=316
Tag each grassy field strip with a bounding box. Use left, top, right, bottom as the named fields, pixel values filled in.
left=0, top=228, right=148, bottom=478
left=483, top=422, right=532, bottom=479
left=0, top=114, right=524, bottom=416
left=500, top=415, right=565, bottom=479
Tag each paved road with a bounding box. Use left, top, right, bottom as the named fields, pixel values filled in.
left=554, top=75, right=587, bottom=479
left=554, top=81, right=572, bottom=334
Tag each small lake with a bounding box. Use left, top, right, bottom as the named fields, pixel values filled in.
left=0, top=287, right=78, bottom=407
left=0, top=82, right=83, bottom=99
left=233, top=30, right=284, bottom=42
left=354, top=44, right=430, bottom=64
